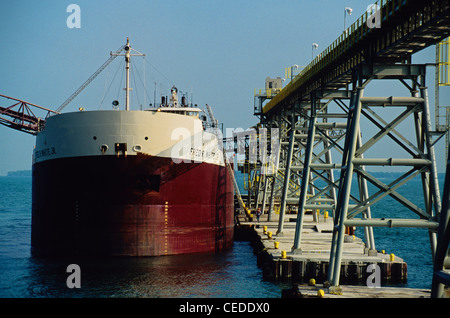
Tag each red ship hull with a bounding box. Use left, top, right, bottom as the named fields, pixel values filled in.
left=31, top=154, right=234, bottom=257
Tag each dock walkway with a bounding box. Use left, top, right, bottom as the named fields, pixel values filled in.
left=236, top=212, right=407, bottom=285
left=293, top=284, right=430, bottom=298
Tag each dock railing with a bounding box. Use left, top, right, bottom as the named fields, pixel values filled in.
left=262, top=0, right=442, bottom=114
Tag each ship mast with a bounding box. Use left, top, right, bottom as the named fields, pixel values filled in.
left=111, top=37, right=145, bottom=111
left=125, top=37, right=131, bottom=110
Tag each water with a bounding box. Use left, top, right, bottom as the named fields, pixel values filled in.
left=0, top=244, right=286, bottom=298
left=0, top=176, right=288, bottom=298
left=0, top=174, right=443, bottom=298
left=353, top=172, right=440, bottom=289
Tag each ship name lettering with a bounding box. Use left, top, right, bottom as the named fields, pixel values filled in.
left=35, top=147, right=56, bottom=159
left=190, top=148, right=216, bottom=159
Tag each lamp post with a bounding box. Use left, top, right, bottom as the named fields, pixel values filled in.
left=344, top=7, right=353, bottom=33
left=286, top=64, right=299, bottom=81
left=312, top=43, right=319, bottom=60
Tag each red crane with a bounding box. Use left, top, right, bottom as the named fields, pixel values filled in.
left=0, top=94, right=59, bottom=135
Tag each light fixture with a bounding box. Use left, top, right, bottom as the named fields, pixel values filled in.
left=312, top=43, right=319, bottom=60
left=344, top=7, right=353, bottom=31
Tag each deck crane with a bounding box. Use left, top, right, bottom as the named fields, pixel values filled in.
left=205, top=103, right=218, bottom=128
left=0, top=45, right=127, bottom=134
left=55, top=44, right=126, bottom=113
left=0, top=42, right=137, bottom=134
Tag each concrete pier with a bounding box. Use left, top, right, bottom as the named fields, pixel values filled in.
left=235, top=211, right=407, bottom=285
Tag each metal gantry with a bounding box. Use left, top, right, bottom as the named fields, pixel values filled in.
left=245, top=0, right=450, bottom=292
left=327, top=64, right=442, bottom=285
left=250, top=63, right=448, bottom=289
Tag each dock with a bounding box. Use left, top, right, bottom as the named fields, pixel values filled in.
left=288, top=284, right=431, bottom=298
left=235, top=211, right=407, bottom=285
left=230, top=0, right=450, bottom=298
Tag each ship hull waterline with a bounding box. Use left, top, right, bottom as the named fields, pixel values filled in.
left=31, top=154, right=234, bottom=257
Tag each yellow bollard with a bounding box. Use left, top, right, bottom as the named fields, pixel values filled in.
left=281, top=250, right=286, bottom=259
left=317, top=289, right=325, bottom=298
left=274, top=241, right=279, bottom=249
left=382, top=250, right=385, bottom=254
left=324, top=211, right=329, bottom=221
left=263, top=226, right=267, bottom=234
left=267, top=231, right=272, bottom=239
left=390, top=253, right=395, bottom=262
left=308, top=278, right=316, bottom=286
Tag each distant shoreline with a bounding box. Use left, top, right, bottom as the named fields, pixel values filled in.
left=5, top=170, right=32, bottom=177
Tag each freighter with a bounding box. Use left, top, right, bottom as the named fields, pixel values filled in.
left=31, top=39, right=234, bottom=257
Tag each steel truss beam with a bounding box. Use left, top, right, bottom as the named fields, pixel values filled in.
left=252, top=0, right=450, bottom=290
left=327, top=64, right=442, bottom=286
left=255, top=64, right=444, bottom=288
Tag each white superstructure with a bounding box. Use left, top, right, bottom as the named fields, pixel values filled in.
left=33, top=108, right=224, bottom=166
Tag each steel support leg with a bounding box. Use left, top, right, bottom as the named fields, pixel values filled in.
left=254, top=170, right=262, bottom=210
left=267, top=176, right=276, bottom=222
left=421, top=86, right=442, bottom=258
left=327, top=89, right=357, bottom=283
left=277, top=129, right=295, bottom=236
left=260, top=175, right=269, bottom=217
left=267, top=127, right=281, bottom=222
left=356, top=132, right=376, bottom=251
left=431, top=143, right=450, bottom=298
left=329, top=87, right=364, bottom=286
left=292, top=114, right=317, bottom=251
left=310, top=175, right=319, bottom=223
left=324, top=136, right=337, bottom=219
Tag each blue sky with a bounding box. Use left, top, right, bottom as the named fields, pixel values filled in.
left=0, top=0, right=448, bottom=175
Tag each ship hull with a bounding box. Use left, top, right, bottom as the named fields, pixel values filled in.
left=31, top=154, right=234, bottom=257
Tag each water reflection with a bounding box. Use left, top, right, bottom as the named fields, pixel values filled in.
left=15, top=242, right=285, bottom=298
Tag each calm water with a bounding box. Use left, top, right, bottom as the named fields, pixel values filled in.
left=352, top=172, right=442, bottom=290
left=0, top=176, right=288, bottom=298
left=0, top=174, right=444, bottom=297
